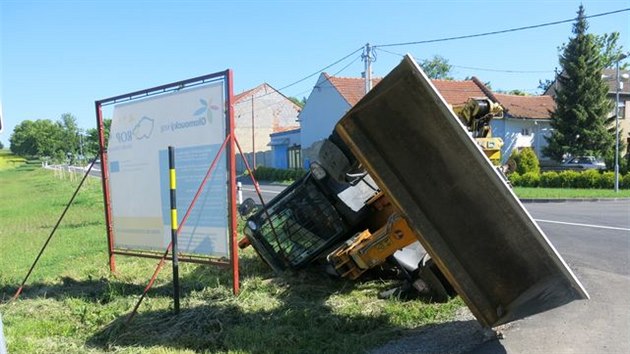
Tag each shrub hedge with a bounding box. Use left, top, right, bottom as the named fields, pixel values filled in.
left=251, top=166, right=306, bottom=182
left=509, top=169, right=630, bottom=189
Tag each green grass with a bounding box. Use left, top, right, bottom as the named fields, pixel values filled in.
left=0, top=150, right=27, bottom=171
left=513, top=187, right=630, bottom=199
left=0, top=165, right=463, bottom=353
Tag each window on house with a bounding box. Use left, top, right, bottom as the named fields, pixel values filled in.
left=288, top=145, right=302, bottom=170
left=521, top=128, right=531, bottom=136
left=619, top=101, right=626, bottom=119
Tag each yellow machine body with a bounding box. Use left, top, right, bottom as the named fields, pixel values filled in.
left=328, top=213, right=417, bottom=280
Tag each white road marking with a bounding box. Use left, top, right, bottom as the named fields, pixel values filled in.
left=535, top=219, right=630, bottom=232
left=241, top=187, right=282, bottom=195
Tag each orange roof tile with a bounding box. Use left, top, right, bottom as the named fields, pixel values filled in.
left=325, top=74, right=382, bottom=106
left=271, top=126, right=300, bottom=134
left=494, top=94, right=555, bottom=119
left=325, top=74, right=489, bottom=107
left=432, top=79, right=488, bottom=106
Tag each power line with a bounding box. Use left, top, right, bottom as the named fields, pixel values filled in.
left=275, top=46, right=365, bottom=92
left=376, top=48, right=553, bottom=74
left=238, top=7, right=628, bottom=108
left=239, top=46, right=364, bottom=104
left=375, top=8, right=630, bottom=48
left=235, top=53, right=363, bottom=114
left=374, top=47, right=404, bottom=58
left=330, top=54, right=364, bottom=78
left=451, top=64, right=553, bottom=74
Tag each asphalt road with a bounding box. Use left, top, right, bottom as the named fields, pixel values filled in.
left=237, top=180, right=287, bottom=204
left=370, top=199, right=629, bottom=354
left=467, top=200, right=630, bottom=354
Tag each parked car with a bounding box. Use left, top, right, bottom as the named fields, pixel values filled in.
left=562, top=156, right=606, bottom=170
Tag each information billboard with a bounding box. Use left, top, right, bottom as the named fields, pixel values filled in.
left=107, top=83, right=230, bottom=258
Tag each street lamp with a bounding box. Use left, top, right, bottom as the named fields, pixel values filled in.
left=614, top=53, right=629, bottom=192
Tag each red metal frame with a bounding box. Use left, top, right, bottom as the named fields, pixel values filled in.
left=227, top=70, right=240, bottom=295
left=95, top=70, right=239, bottom=294
left=95, top=102, right=116, bottom=272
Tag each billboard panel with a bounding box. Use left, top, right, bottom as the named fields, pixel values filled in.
left=107, top=83, right=229, bottom=258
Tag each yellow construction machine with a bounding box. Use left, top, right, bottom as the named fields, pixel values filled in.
left=322, top=98, right=505, bottom=298
left=240, top=96, right=505, bottom=302
left=240, top=56, right=587, bottom=327
left=452, top=98, right=504, bottom=165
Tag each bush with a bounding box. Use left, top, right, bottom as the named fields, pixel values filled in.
left=519, top=172, right=540, bottom=187
left=557, top=170, right=579, bottom=188
left=574, top=169, right=600, bottom=189
left=252, top=166, right=305, bottom=182
left=509, top=170, right=630, bottom=189
left=539, top=171, right=560, bottom=188
left=508, top=172, right=521, bottom=186
left=597, top=171, right=615, bottom=189
left=508, top=148, right=540, bottom=175
left=518, top=148, right=540, bottom=175
left=604, top=150, right=629, bottom=175
left=507, top=150, right=519, bottom=173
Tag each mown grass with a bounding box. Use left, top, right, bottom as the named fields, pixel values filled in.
left=0, top=150, right=26, bottom=171
left=0, top=165, right=463, bottom=353
left=514, top=187, right=630, bottom=199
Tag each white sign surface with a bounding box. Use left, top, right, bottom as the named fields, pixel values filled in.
left=108, top=83, right=229, bottom=258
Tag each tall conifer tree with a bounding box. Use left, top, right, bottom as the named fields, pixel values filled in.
left=544, top=5, right=614, bottom=161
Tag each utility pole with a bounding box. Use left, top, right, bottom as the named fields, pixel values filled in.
left=362, top=43, right=374, bottom=94
left=78, top=130, right=84, bottom=162
left=614, top=53, right=628, bottom=192
left=251, top=95, right=256, bottom=169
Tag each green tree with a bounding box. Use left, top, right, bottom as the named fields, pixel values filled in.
left=58, top=113, right=80, bottom=159
left=507, top=90, right=528, bottom=96
left=9, top=119, right=64, bottom=157
left=538, top=78, right=554, bottom=93
left=0, top=141, right=4, bottom=149
left=496, top=89, right=529, bottom=96
left=420, top=55, right=453, bottom=80
left=596, top=32, right=628, bottom=69
left=85, top=118, right=111, bottom=157
left=538, top=32, right=625, bottom=93
left=288, top=96, right=306, bottom=108
left=9, top=113, right=83, bottom=160
left=543, top=5, right=614, bottom=161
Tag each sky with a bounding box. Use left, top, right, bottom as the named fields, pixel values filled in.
left=1, top=0, right=629, bottom=147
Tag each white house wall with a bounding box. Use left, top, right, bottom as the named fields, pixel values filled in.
left=299, top=74, right=352, bottom=167
left=492, top=118, right=552, bottom=163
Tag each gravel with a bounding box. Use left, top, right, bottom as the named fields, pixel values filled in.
left=369, top=307, right=506, bottom=354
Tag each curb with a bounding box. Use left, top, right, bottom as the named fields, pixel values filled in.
left=519, top=198, right=630, bottom=203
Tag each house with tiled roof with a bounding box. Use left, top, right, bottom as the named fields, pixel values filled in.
left=491, top=94, right=555, bottom=162
left=298, top=72, right=559, bottom=167
left=234, top=83, right=300, bottom=171
left=298, top=73, right=493, bottom=167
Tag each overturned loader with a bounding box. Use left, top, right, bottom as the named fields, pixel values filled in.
left=241, top=55, right=588, bottom=327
